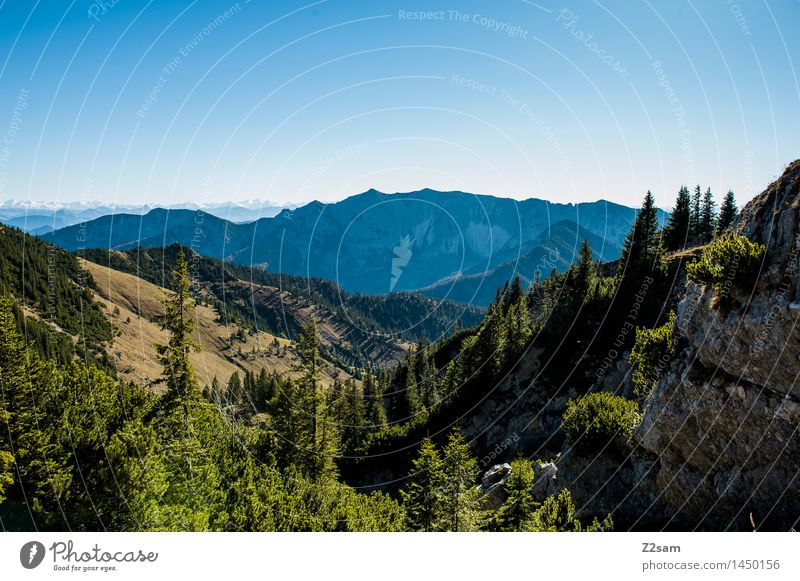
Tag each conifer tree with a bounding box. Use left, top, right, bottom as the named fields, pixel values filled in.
left=401, top=438, right=444, bottom=531
left=690, top=185, right=702, bottom=236
left=0, top=298, right=71, bottom=512
left=480, top=303, right=508, bottom=374
left=507, top=276, right=524, bottom=310
left=717, top=190, right=738, bottom=232
left=575, top=240, right=595, bottom=298
left=664, top=186, right=692, bottom=250
left=209, top=375, right=222, bottom=406
left=616, top=191, right=663, bottom=277
left=404, top=350, right=422, bottom=417
left=528, top=489, right=578, bottom=531
left=363, top=371, right=387, bottom=430
left=328, top=379, right=346, bottom=421
left=505, top=294, right=532, bottom=357
left=228, top=371, right=243, bottom=407
left=496, top=458, right=538, bottom=531
left=243, top=371, right=255, bottom=404
left=292, top=316, right=337, bottom=481
left=527, top=271, right=544, bottom=317
left=440, top=428, right=482, bottom=531
left=440, top=360, right=460, bottom=404
left=254, top=368, right=274, bottom=412
left=700, top=187, right=716, bottom=239
left=155, top=249, right=200, bottom=403
left=271, top=376, right=302, bottom=468
left=340, top=379, right=365, bottom=452
left=420, top=356, right=439, bottom=410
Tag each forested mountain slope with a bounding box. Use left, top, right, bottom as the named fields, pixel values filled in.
left=342, top=166, right=800, bottom=531
left=81, top=244, right=483, bottom=368
left=418, top=219, right=620, bottom=305
left=0, top=224, right=112, bottom=368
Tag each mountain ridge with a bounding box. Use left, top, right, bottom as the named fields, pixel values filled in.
left=42, top=188, right=664, bottom=305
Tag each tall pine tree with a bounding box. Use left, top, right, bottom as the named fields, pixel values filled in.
left=616, top=191, right=663, bottom=277
left=496, top=458, right=538, bottom=531
left=690, top=185, right=702, bottom=236
left=574, top=240, right=595, bottom=299
left=664, top=186, right=691, bottom=250
left=155, top=249, right=200, bottom=404
left=700, top=187, right=716, bottom=240
left=363, top=371, right=387, bottom=430
left=228, top=372, right=243, bottom=407
left=717, top=190, right=738, bottom=232
left=292, top=316, right=338, bottom=481
left=439, top=428, right=482, bottom=531
left=403, top=349, right=422, bottom=417
left=401, top=438, right=444, bottom=531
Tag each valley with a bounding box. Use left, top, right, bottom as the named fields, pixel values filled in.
left=1, top=166, right=799, bottom=532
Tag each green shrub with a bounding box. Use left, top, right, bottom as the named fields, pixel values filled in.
left=686, top=232, right=765, bottom=295
left=630, top=312, right=677, bottom=397
left=527, top=488, right=614, bottom=532
left=561, top=392, right=640, bottom=452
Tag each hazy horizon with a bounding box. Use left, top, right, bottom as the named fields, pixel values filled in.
left=1, top=183, right=700, bottom=212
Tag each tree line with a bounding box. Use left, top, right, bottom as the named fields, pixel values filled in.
left=663, top=185, right=738, bottom=250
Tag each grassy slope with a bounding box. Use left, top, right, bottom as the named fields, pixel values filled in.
left=81, top=259, right=351, bottom=391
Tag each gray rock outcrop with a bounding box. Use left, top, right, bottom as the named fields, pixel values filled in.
left=635, top=160, right=800, bottom=530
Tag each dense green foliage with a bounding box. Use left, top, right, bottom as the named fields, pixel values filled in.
left=400, top=435, right=616, bottom=531
left=400, top=430, right=482, bottom=531
left=630, top=312, right=677, bottom=397
left=686, top=232, right=766, bottom=296
left=527, top=489, right=614, bottom=532
left=495, top=458, right=538, bottom=531
left=8, top=300, right=76, bottom=363
left=561, top=392, right=641, bottom=453
left=275, top=316, right=339, bottom=481
left=401, top=438, right=443, bottom=531
left=0, top=225, right=112, bottom=367
left=0, top=264, right=403, bottom=531
left=399, top=433, right=609, bottom=531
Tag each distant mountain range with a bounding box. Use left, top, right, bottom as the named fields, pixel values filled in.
left=40, top=189, right=666, bottom=306
left=418, top=219, right=620, bottom=306
left=0, top=199, right=293, bottom=234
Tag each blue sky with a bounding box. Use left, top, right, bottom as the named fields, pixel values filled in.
left=0, top=0, right=798, bottom=209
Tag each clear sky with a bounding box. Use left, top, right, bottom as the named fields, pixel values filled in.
left=0, top=0, right=798, bottom=209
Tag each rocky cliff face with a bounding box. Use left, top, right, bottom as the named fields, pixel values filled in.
left=635, top=160, right=800, bottom=530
